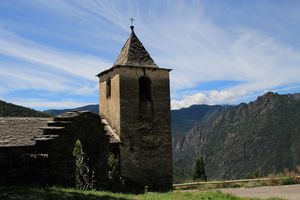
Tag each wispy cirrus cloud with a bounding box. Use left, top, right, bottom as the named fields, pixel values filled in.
left=0, top=27, right=112, bottom=104
left=0, top=28, right=111, bottom=81
left=1, top=0, right=300, bottom=109
left=9, top=98, right=95, bottom=110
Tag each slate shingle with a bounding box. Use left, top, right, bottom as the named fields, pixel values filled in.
left=113, top=28, right=158, bottom=68
left=0, top=118, right=50, bottom=147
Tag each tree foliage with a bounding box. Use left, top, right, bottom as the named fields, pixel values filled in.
left=0, top=100, right=50, bottom=117
left=73, top=139, right=95, bottom=190
left=107, top=153, right=124, bottom=191
left=193, top=156, right=207, bottom=181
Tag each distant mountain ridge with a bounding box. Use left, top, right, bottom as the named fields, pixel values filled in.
left=171, top=104, right=226, bottom=135
left=44, top=104, right=224, bottom=136
left=0, top=100, right=50, bottom=117
left=44, top=104, right=99, bottom=116
left=173, top=92, right=300, bottom=182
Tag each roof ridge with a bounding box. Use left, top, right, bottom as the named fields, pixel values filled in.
left=113, top=28, right=158, bottom=68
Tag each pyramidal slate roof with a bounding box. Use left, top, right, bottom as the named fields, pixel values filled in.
left=113, top=26, right=158, bottom=68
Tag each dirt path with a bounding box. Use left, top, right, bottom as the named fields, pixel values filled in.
left=219, top=184, right=300, bottom=200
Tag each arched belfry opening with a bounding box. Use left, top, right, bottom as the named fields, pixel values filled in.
left=138, top=75, right=154, bottom=121
left=106, top=78, right=111, bottom=98
left=139, top=76, right=152, bottom=102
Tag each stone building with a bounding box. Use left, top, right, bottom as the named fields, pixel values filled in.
left=98, top=25, right=172, bottom=191
left=0, top=111, right=111, bottom=188
left=0, top=25, right=172, bottom=191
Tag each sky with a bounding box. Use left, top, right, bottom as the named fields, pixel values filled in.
left=0, top=0, right=300, bottom=110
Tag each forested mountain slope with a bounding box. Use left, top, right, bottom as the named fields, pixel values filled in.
left=0, top=100, right=50, bottom=117
left=174, top=92, right=300, bottom=181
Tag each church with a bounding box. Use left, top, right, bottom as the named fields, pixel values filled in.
left=0, top=25, right=173, bottom=192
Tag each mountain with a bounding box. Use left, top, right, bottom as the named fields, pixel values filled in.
left=0, top=100, right=50, bottom=117
left=171, top=104, right=226, bottom=136
left=44, top=103, right=224, bottom=136
left=44, top=104, right=99, bottom=116
left=44, top=104, right=222, bottom=132
left=171, top=105, right=227, bottom=164
left=174, top=92, right=300, bottom=182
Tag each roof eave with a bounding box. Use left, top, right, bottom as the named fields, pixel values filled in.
left=97, top=65, right=172, bottom=77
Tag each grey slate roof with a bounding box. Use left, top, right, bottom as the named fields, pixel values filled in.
left=0, top=112, right=121, bottom=147
left=54, top=110, right=121, bottom=143
left=113, top=28, right=158, bottom=68
left=0, top=118, right=50, bottom=147
left=101, top=118, right=121, bottom=144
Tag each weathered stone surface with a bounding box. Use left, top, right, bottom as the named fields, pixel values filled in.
left=0, top=152, right=50, bottom=185
left=99, top=28, right=173, bottom=191
left=0, top=111, right=110, bottom=189
left=46, top=111, right=110, bottom=188
left=118, top=67, right=172, bottom=191
left=0, top=118, right=50, bottom=147
left=113, top=29, right=158, bottom=68
left=101, top=118, right=120, bottom=144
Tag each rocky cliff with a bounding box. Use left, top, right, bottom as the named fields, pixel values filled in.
left=174, top=92, right=300, bottom=181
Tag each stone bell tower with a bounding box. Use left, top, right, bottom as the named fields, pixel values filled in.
left=97, top=25, right=172, bottom=191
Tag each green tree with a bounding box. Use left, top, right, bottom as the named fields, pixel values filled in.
left=73, top=139, right=93, bottom=190
left=193, top=156, right=207, bottom=181
left=107, top=153, right=123, bottom=191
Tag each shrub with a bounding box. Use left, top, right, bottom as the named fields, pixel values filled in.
left=267, top=174, right=279, bottom=186
left=107, top=153, right=124, bottom=191
left=296, top=165, right=300, bottom=174
left=72, top=139, right=94, bottom=190
left=193, top=156, right=207, bottom=181
left=243, top=170, right=262, bottom=179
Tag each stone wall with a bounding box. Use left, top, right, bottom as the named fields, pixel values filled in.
left=99, top=70, right=121, bottom=136
left=0, top=149, right=49, bottom=185
left=100, top=66, right=173, bottom=191
left=46, top=111, right=110, bottom=188
left=119, top=67, right=172, bottom=191
left=0, top=111, right=110, bottom=189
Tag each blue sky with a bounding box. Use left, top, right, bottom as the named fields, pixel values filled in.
left=0, top=0, right=300, bottom=110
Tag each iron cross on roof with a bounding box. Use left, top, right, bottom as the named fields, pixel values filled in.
left=130, top=17, right=135, bottom=31
left=130, top=17, right=135, bottom=25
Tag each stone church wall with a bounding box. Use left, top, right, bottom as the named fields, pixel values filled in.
left=99, top=70, right=121, bottom=136
left=0, top=111, right=110, bottom=189
left=118, top=67, right=172, bottom=191
left=0, top=149, right=49, bottom=185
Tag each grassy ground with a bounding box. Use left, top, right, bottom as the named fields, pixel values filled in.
left=174, top=176, right=300, bottom=191
left=174, top=168, right=300, bottom=191
left=0, top=186, right=282, bottom=200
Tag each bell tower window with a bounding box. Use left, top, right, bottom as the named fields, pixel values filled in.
left=139, top=76, right=152, bottom=101
left=106, top=78, right=111, bottom=98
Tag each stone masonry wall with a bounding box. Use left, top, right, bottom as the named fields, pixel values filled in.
left=46, top=111, right=110, bottom=188
left=0, top=149, right=49, bottom=185
left=0, top=111, right=110, bottom=189
left=99, top=70, right=121, bottom=136
left=118, top=67, right=173, bottom=191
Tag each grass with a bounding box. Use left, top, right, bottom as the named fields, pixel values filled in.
left=174, top=176, right=300, bottom=191
left=174, top=167, right=300, bottom=191
left=0, top=186, right=282, bottom=200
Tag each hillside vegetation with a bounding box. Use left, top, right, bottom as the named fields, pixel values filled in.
left=0, top=100, right=50, bottom=117
left=174, top=92, right=300, bottom=182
